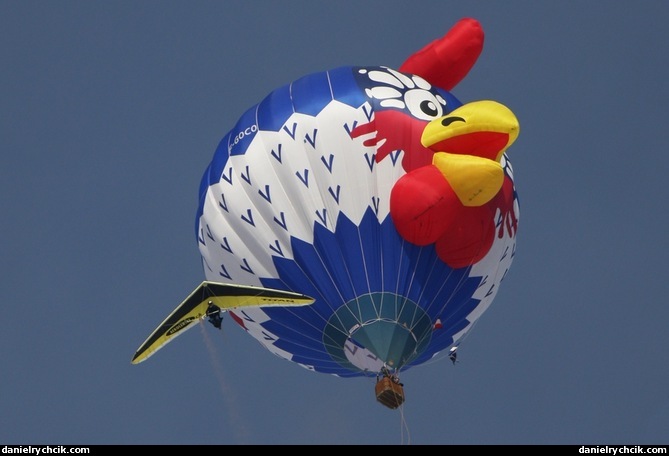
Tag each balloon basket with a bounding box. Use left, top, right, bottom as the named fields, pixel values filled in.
left=375, top=377, right=405, bottom=409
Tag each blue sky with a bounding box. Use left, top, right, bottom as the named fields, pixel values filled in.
left=2, top=1, right=668, bottom=445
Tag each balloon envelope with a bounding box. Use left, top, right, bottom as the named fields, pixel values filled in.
left=195, top=64, right=518, bottom=377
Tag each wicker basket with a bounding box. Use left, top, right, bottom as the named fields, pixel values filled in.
left=375, top=377, right=405, bottom=409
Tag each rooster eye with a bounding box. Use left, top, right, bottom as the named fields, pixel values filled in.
left=404, top=89, right=444, bottom=121
left=420, top=100, right=438, bottom=116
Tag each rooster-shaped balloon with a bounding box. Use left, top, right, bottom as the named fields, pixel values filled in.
left=134, top=18, right=520, bottom=408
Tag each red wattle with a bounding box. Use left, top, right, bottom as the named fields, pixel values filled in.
left=435, top=204, right=495, bottom=268
left=390, top=165, right=459, bottom=245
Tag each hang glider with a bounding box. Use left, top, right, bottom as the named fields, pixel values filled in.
left=131, top=281, right=315, bottom=364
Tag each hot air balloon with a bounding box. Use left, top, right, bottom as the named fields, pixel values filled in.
left=132, top=17, right=520, bottom=410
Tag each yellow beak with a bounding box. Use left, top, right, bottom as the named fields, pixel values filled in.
left=421, top=100, right=519, bottom=206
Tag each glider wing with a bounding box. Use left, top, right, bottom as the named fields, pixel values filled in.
left=131, top=281, right=315, bottom=364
